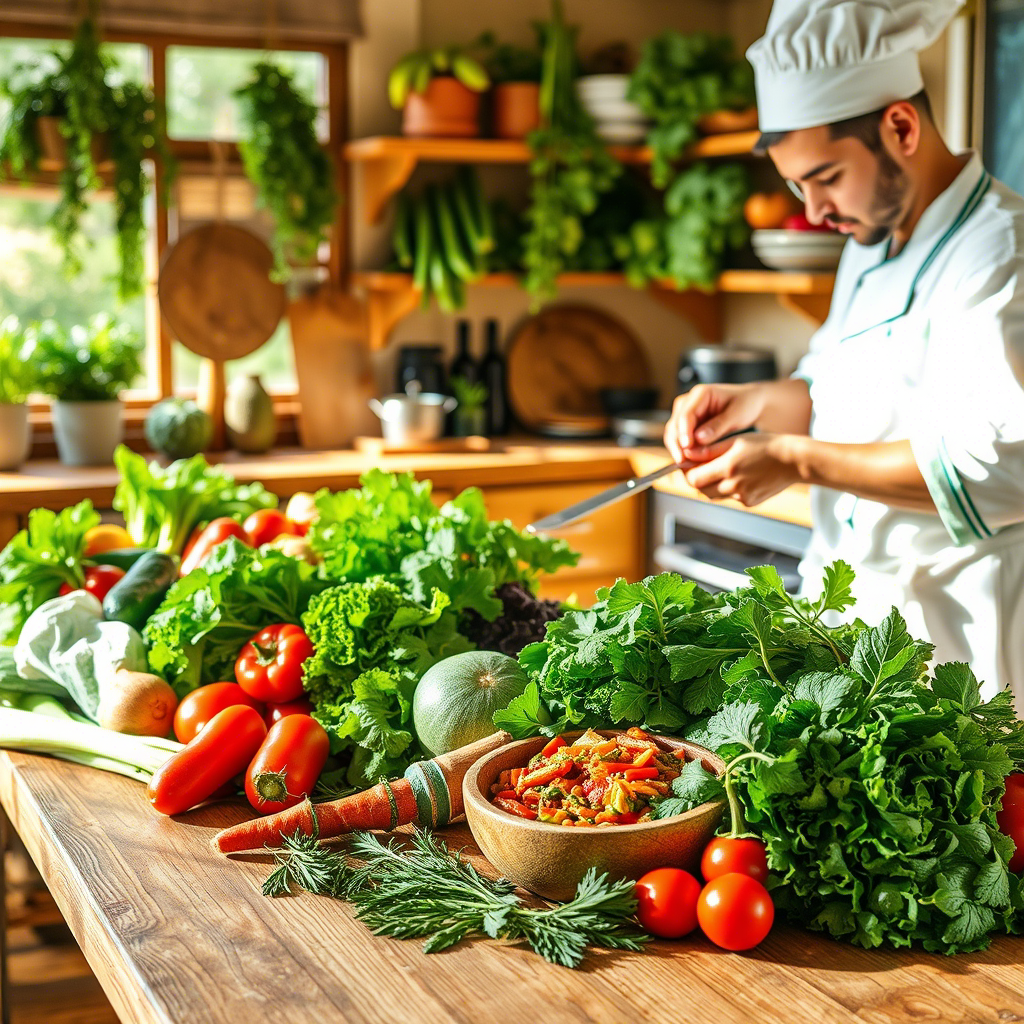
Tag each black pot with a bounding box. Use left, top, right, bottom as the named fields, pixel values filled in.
left=677, top=346, right=777, bottom=395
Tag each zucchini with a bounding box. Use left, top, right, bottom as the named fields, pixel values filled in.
left=102, top=551, right=179, bottom=631
left=88, top=547, right=154, bottom=571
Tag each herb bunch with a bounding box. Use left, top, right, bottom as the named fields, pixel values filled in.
left=0, top=317, right=36, bottom=405
left=33, top=315, right=143, bottom=401
left=262, top=826, right=648, bottom=969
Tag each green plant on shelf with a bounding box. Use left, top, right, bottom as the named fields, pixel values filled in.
left=32, top=315, right=143, bottom=402
left=522, top=0, right=621, bottom=310
left=388, top=42, right=490, bottom=110
left=450, top=376, right=489, bottom=437
left=0, top=317, right=37, bottom=405
left=478, top=30, right=544, bottom=85
left=234, top=60, right=338, bottom=280
left=627, top=31, right=755, bottom=188
left=0, top=16, right=175, bottom=301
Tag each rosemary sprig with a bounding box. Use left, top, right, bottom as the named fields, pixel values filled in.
left=260, top=826, right=649, bottom=968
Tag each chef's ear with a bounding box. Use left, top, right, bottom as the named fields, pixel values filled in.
left=880, top=100, right=923, bottom=158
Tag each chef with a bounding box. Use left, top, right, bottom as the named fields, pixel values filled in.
left=663, top=0, right=1024, bottom=707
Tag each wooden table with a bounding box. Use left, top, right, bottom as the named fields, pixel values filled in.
left=2, top=751, right=1023, bottom=1024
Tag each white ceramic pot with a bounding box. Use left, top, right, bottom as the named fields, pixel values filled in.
left=0, top=402, right=31, bottom=470
left=51, top=399, right=123, bottom=466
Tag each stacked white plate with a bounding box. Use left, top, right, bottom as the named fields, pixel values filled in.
left=576, top=74, right=650, bottom=145
left=751, top=229, right=848, bottom=271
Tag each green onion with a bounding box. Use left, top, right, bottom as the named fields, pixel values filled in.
left=0, top=706, right=182, bottom=782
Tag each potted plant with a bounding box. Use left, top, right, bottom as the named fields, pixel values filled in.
left=234, top=61, right=338, bottom=281
left=0, top=16, right=174, bottom=300
left=481, top=35, right=543, bottom=139
left=388, top=43, right=490, bottom=138
left=0, top=317, right=36, bottom=471
left=34, top=315, right=143, bottom=466
left=450, top=376, right=488, bottom=437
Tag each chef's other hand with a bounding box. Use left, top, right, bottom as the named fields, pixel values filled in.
left=683, top=433, right=798, bottom=506
left=664, top=383, right=766, bottom=464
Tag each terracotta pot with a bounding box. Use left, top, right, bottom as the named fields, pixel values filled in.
left=403, top=76, right=481, bottom=138
left=36, top=116, right=111, bottom=169
left=491, top=82, right=540, bottom=140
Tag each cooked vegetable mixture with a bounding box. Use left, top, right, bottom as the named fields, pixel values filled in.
left=490, top=728, right=683, bottom=825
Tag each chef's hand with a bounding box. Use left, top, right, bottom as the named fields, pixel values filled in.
left=682, top=432, right=799, bottom=506
left=664, top=384, right=767, bottom=463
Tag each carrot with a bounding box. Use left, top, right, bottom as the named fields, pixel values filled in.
left=214, top=729, right=511, bottom=854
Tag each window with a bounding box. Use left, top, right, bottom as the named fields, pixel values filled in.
left=981, top=0, right=1024, bottom=195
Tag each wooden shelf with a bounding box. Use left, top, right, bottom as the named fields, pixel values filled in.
left=343, top=131, right=760, bottom=224
left=351, top=270, right=835, bottom=350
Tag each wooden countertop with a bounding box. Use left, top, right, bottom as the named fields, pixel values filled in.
left=2, top=749, right=1022, bottom=1024
left=0, top=441, right=813, bottom=528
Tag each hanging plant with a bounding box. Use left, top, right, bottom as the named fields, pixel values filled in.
left=234, top=61, right=338, bottom=280
left=0, top=16, right=174, bottom=301
left=522, top=0, right=621, bottom=309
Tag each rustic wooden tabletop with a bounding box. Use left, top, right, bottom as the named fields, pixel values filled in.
left=1, top=749, right=1021, bottom=1024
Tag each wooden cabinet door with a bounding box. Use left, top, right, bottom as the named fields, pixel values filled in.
left=480, top=481, right=645, bottom=603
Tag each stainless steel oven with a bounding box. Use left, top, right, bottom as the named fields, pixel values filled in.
left=648, top=490, right=812, bottom=593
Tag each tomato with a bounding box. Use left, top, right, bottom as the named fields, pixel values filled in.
left=701, top=836, right=769, bottom=884
left=263, top=696, right=314, bottom=729
left=244, top=508, right=293, bottom=547
left=235, top=623, right=314, bottom=703
left=83, top=524, right=134, bottom=557
left=635, top=868, right=702, bottom=939
left=284, top=491, right=317, bottom=537
left=245, top=715, right=330, bottom=814
left=999, top=775, right=1024, bottom=873
left=697, top=873, right=774, bottom=951
left=783, top=212, right=834, bottom=232
left=58, top=564, right=126, bottom=600
left=173, top=682, right=266, bottom=744
left=179, top=517, right=250, bottom=576
left=743, top=191, right=795, bottom=230
left=147, top=705, right=268, bottom=816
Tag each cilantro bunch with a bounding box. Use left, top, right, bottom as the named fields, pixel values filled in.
left=301, top=580, right=474, bottom=785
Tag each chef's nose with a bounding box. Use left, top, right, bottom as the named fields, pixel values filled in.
left=803, top=187, right=835, bottom=226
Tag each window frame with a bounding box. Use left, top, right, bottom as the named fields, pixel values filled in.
left=0, top=20, right=349, bottom=441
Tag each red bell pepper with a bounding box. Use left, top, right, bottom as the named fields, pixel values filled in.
left=494, top=797, right=538, bottom=820
left=180, top=517, right=250, bottom=575
left=235, top=623, right=314, bottom=703
left=624, top=767, right=660, bottom=782
left=540, top=735, right=567, bottom=759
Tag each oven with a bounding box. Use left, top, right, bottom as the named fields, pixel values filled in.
left=648, top=490, right=812, bottom=594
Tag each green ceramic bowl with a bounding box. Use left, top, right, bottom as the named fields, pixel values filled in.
left=462, top=730, right=726, bottom=902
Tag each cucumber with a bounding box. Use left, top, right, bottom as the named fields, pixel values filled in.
left=435, top=183, right=477, bottom=282
left=413, top=191, right=435, bottom=306
left=102, top=551, right=180, bottom=631
left=88, top=547, right=155, bottom=571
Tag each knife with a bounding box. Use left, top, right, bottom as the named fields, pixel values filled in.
left=525, top=460, right=695, bottom=534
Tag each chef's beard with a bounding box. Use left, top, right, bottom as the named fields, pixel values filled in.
left=832, top=148, right=911, bottom=247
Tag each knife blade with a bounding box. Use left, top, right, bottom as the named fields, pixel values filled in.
left=525, top=460, right=695, bottom=534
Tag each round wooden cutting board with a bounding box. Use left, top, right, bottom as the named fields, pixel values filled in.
left=506, top=304, right=652, bottom=431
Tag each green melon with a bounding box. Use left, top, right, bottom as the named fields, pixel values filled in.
left=413, top=650, right=529, bottom=757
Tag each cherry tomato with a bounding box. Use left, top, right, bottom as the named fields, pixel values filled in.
left=245, top=714, right=330, bottom=814
left=58, top=564, right=125, bottom=600
left=697, top=873, right=774, bottom=951
left=235, top=623, right=314, bottom=703
left=635, top=867, right=702, bottom=939
left=147, top=705, right=267, bottom=816
left=180, top=517, right=250, bottom=576
left=243, top=508, right=293, bottom=547
left=999, top=775, right=1024, bottom=873
left=263, top=696, right=314, bottom=729
left=701, top=836, right=769, bottom=884
left=284, top=491, right=317, bottom=537
left=173, top=682, right=266, bottom=744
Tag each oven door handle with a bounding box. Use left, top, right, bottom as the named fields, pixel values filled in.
left=652, top=544, right=756, bottom=592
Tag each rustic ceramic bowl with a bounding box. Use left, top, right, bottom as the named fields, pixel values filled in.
left=462, top=730, right=726, bottom=902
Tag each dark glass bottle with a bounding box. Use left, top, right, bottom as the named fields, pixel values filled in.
left=449, top=320, right=478, bottom=384
left=448, top=320, right=480, bottom=436
left=481, top=318, right=509, bottom=436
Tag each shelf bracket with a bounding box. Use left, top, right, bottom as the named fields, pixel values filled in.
left=360, top=280, right=422, bottom=350
left=648, top=287, right=723, bottom=342
left=361, top=153, right=418, bottom=225
left=777, top=292, right=832, bottom=326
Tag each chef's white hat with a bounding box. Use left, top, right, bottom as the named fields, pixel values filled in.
left=747, top=0, right=964, bottom=133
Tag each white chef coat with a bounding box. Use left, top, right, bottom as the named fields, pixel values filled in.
left=793, top=152, right=1024, bottom=708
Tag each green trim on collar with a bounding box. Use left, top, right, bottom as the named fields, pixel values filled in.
left=839, top=171, right=992, bottom=345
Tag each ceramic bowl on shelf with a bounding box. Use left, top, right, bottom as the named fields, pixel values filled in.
left=595, top=121, right=649, bottom=145
left=576, top=74, right=632, bottom=102
left=751, top=228, right=847, bottom=271
left=462, top=730, right=726, bottom=902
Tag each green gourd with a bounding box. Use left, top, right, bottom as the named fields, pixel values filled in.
left=413, top=650, right=530, bottom=758
left=144, top=398, right=213, bottom=459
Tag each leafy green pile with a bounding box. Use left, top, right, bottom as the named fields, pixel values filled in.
left=627, top=31, right=755, bottom=188
left=309, top=470, right=577, bottom=618
left=113, top=445, right=276, bottom=554
left=300, top=580, right=473, bottom=784
left=263, top=825, right=648, bottom=969
left=0, top=501, right=100, bottom=644
left=144, top=538, right=331, bottom=695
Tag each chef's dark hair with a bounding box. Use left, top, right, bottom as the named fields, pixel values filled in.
left=753, top=90, right=933, bottom=155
